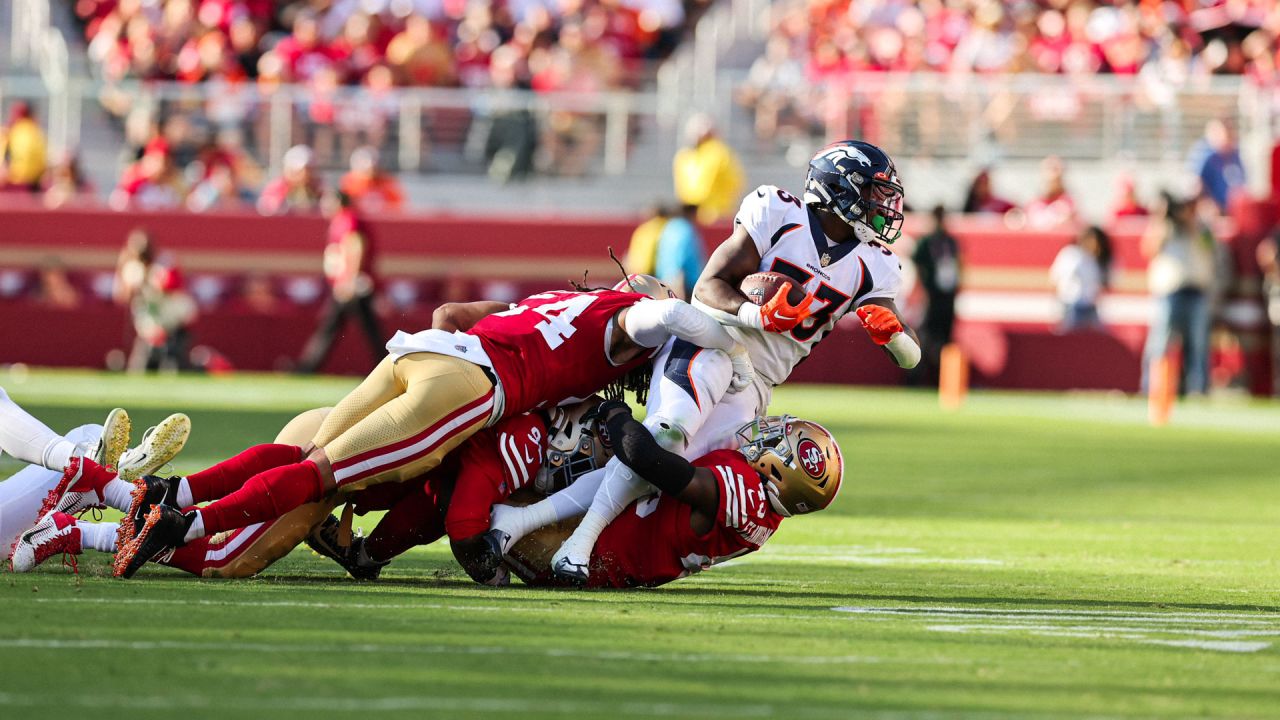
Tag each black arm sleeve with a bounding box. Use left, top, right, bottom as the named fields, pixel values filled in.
left=605, top=411, right=696, bottom=496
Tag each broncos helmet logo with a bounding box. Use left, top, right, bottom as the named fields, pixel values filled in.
left=817, top=144, right=873, bottom=171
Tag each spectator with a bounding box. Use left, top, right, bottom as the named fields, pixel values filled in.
left=114, top=229, right=198, bottom=372
left=482, top=45, right=538, bottom=183
left=654, top=204, right=705, bottom=299
left=736, top=36, right=806, bottom=143
left=1024, top=156, right=1076, bottom=229
left=962, top=168, right=1016, bottom=215
left=1258, top=234, right=1280, bottom=396
left=258, top=144, right=325, bottom=215
left=1188, top=118, right=1247, bottom=212
left=1141, top=194, right=1218, bottom=396
left=1049, top=226, right=1112, bottom=332
left=296, top=192, right=385, bottom=374
left=340, top=146, right=405, bottom=214
left=42, top=152, right=96, bottom=209
left=672, top=114, right=745, bottom=224
left=910, top=205, right=962, bottom=385
left=1110, top=174, right=1149, bottom=220
left=36, top=257, right=82, bottom=310
left=626, top=202, right=671, bottom=276
left=1, top=102, right=48, bottom=193
left=110, top=139, right=186, bottom=210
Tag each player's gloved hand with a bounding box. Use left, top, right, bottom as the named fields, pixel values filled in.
left=855, top=304, right=904, bottom=346
left=726, top=343, right=754, bottom=394
left=759, top=285, right=816, bottom=333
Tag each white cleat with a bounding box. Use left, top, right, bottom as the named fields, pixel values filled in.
left=486, top=504, right=525, bottom=557
left=117, top=413, right=191, bottom=483
left=38, top=457, right=108, bottom=519
left=550, top=540, right=591, bottom=584
left=90, top=408, right=132, bottom=471
left=10, top=512, right=82, bottom=573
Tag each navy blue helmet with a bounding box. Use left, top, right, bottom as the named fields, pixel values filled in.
left=803, top=140, right=904, bottom=244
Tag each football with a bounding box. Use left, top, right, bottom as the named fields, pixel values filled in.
left=741, top=271, right=807, bottom=306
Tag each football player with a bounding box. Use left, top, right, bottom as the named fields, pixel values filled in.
left=502, top=402, right=843, bottom=588
left=494, top=140, right=916, bottom=581
left=115, top=275, right=755, bottom=578
left=0, top=389, right=190, bottom=571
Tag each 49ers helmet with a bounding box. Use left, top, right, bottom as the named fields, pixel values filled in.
left=734, top=415, right=843, bottom=517
left=804, top=140, right=904, bottom=244
left=612, top=274, right=677, bottom=300
left=534, top=398, right=612, bottom=495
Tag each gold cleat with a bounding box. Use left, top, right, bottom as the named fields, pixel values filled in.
left=117, top=413, right=192, bottom=483
left=91, top=408, right=131, bottom=471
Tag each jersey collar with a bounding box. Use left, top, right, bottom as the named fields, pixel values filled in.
left=807, top=207, right=860, bottom=265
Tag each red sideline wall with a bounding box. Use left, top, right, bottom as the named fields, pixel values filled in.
left=0, top=201, right=1271, bottom=393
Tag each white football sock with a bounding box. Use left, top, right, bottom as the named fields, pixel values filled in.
left=175, top=478, right=194, bottom=509
left=559, top=459, right=650, bottom=560
left=0, top=386, right=77, bottom=471
left=101, top=478, right=135, bottom=513
left=184, top=512, right=206, bottom=543
left=77, top=520, right=119, bottom=553
left=494, top=466, right=608, bottom=544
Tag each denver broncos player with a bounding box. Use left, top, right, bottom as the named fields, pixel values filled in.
left=502, top=402, right=843, bottom=588
left=493, top=140, right=918, bottom=581
left=116, top=275, right=754, bottom=578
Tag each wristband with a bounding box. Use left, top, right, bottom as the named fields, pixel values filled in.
left=885, top=332, right=921, bottom=369
left=735, top=302, right=765, bottom=330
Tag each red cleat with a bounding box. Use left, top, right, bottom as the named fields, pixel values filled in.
left=10, top=512, right=81, bottom=574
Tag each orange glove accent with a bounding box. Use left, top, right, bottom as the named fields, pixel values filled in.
left=761, top=285, right=815, bottom=333
left=855, top=304, right=903, bottom=345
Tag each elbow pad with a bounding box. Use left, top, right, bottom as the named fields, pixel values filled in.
left=605, top=412, right=696, bottom=496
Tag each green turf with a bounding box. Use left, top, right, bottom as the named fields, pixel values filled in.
left=1, top=369, right=1278, bottom=719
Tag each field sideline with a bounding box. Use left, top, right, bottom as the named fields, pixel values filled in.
left=1, top=369, right=1278, bottom=719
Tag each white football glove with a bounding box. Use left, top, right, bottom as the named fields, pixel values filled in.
left=727, top=344, right=754, bottom=394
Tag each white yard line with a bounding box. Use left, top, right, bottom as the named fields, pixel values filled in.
left=0, top=636, right=881, bottom=666
left=833, top=606, right=1280, bottom=623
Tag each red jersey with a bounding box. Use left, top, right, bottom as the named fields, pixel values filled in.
left=445, top=412, right=547, bottom=540
left=470, top=291, right=652, bottom=417
left=586, top=449, right=783, bottom=589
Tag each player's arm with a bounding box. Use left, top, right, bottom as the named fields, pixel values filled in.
left=432, top=301, right=510, bottom=332
left=691, top=224, right=813, bottom=332
left=856, top=297, right=920, bottom=369
left=599, top=402, right=718, bottom=533
left=618, top=298, right=753, bottom=391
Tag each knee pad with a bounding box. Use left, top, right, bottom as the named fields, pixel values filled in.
left=642, top=416, right=688, bottom=454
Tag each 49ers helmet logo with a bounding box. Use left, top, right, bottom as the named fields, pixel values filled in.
left=796, top=438, right=825, bottom=478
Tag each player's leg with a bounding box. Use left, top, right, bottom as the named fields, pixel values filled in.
left=0, top=423, right=102, bottom=551
left=486, top=465, right=607, bottom=557
left=0, top=387, right=129, bottom=472
left=196, top=498, right=339, bottom=578
left=118, top=355, right=493, bottom=578
left=552, top=342, right=735, bottom=580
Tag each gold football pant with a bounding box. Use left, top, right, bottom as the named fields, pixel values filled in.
left=315, top=353, right=495, bottom=493
left=201, top=408, right=337, bottom=578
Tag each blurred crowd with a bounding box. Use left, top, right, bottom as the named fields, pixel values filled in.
left=738, top=0, right=1280, bottom=145
left=74, top=0, right=691, bottom=89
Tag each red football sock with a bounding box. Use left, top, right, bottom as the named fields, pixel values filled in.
left=365, top=486, right=447, bottom=562
left=185, top=444, right=302, bottom=503
left=198, top=461, right=325, bottom=535
left=160, top=538, right=210, bottom=576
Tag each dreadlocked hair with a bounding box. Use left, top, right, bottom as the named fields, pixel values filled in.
left=602, top=364, right=652, bottom=405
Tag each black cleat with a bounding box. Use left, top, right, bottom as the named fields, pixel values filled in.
left=114, top=504, right=192, bottom=579
left=118, top=475, right=181, bottom=550
left=304, top=514, right=387, bottom=581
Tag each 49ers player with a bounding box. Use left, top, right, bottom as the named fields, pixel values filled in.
left=503, top=401, right=843, bottom=588
left=116, top=275, right=754, bottom=578
left=493, top=140, right=917, bottom=581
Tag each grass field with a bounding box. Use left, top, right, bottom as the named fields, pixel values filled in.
left=1, top=369, right=1279, bottom=719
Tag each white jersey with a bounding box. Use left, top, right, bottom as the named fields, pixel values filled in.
left=731, top=185, right=904, bottom=386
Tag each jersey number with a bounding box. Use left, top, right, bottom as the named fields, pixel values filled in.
left=498, top=294, right=599, bottom=349
left=769, top=259, right=852, bottom=341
